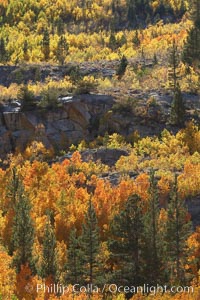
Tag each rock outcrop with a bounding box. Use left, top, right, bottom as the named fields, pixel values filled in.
left=0, top=94, right=114, bottom=157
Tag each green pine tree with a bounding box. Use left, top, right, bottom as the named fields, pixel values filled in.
left=42, top=28, right=50, bottom=61
left=153, top=53, right=158, bottom=65
left=108, top=32, right=117, bottom=51
left=127, top=0, right=136, bottom=25
left=164, top=175, right=192, bottom=285
left=80, top=199, right=101, bottom=288
left=0, top=37, right=7, bottom=63
left=168, top=39, right=180, bottom=91
left=17, top=84, right=35, bottom=110
left=116, top=55, right=128, bottom=78
left=132, top=29, right=140, bottom=47
left=109, top=194, right=144, bottom=293
left=56, top=18, right=65, bottom=36
left=23, top=40, right=29, bottom=61
left=142, top=169, right=163, bottom=285
left=170, top=83, right=185, bottom=126
left=182, top=0, right=200, bottom=66
left=117, top=34, right=127, bottom=47
left=40, top=218, right=57, bottom=280
left=56, top=35, right=69, bottom=65
left=65, top=228, right=83, bottom=285
left=11, top=181, right=35, bottom=273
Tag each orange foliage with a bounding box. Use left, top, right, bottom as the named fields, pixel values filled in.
left=0, top=249, right=16, bottom=299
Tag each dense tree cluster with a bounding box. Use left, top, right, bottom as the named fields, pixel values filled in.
left=0, top=124, right=200, bottom=299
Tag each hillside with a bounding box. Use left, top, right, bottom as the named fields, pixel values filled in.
left=0, top=1, right=200, bottom=300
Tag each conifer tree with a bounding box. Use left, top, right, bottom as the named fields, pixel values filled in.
left=182, top=1, right=200, bottom=66
left=116, top=55, right=128, bottom=78
left=127, top=0, right=136, bottom=26
left=132, top=29, right=140, bottom=47
left=56, top=18, right=65, bottom=36
left=23, top=40, right=29, bottom=61
left=109, top=194, right=144, bottom=292
left=40, top=217, right=57, bottom=280
left=168, top=39, right=180, bottom=90
left=142, top=169, right=163, bottom=284
left=80, top=199, right=101, bottom=287
left=42, top=28, right=50, bottom=61
left=153, top=53, right=158, bottom=65
left=170, top=83, right=186, bottom=126
left=56, top=35, right=69, bottom=65
left=108, top=32, right=117, bottom=51
left=11, top=181, right=35, bottom=273
left=0, top=37, right=6, bottom=63
left=65, top=228, right=83, bottom=285
left=164, top=175, right=192, bottom=284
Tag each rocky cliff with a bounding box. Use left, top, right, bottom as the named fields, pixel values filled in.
left=0, top=94, right=114, bottom=157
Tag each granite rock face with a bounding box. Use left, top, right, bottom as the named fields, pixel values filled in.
left=0, top=94, right=114, bottom=157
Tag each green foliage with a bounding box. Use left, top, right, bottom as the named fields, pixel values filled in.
left=42, top=29, right=50, bottom=61
left=116, top=55, right=128, bottom=78
left=109, top=194, right=144, bottom=290
left=182, top=1, right=200, bottom=66
left=168, top=39, right=180, bottom=90
left=65, top=228, right=83, bottom=284
left=132, top=30, right=140, bottom=47
left=56, top=35, right=69, bottom=65
left=22, top=40, right=29, bottom=61
left=17, top=85, right=35, bottom=110
left=170, top=84, right=186, bottom=126
left=69, top=66, right=83, bottom=85
left=73, top=78, right=98, bottom=95
left=41, top=218, right=57, bottom=280
left=80, top=199, right=102, bottom=285
left=164, top=175, right=192, bottom=284
left=39, top=87, right=60, bottom=109
left=108, top=32, right=118, bottom=51
left=11, top=180, right=35, bottom=273
left=0, top=37, right=7, bottom=63
left=142, top=169, right=163, bottom=285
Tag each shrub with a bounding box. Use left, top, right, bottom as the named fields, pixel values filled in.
left=17, top=85, right=35, bottom=110
left=39, top=87, right=60, bottom=109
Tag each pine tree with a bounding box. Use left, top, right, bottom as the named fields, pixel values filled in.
left=170, top=83, right=185, bottom=126
left=168, top=39, right=180, bottom=90
left=132, top=29, right=140, bottom=47
left=42, top=29, right=50, bottom=61
left=109, top=194, right=144, bottom=292
left=17, top=84, right=35, bottom=110
left=108, top=32, right=117, bottom=51
left=127, top=0, right=137, bottom=26
left=11, top=181, right=35, bottom=273
left=80, top=199, right=101, bottom=288
left=153, top=53, right=158, bottom=65
left=0, top=37, right=7, bottom=63
left=56, top=18, right=65, bottom=36
left=164, top=175, right=192, bottom=284
left=116, top=55, right=128, bottom=78
left=142, top=169, right=163, bottom=285
left=182, top=0, right=200, bottom=66
left=23, top=40, right=29, bottom=61
left=40, top=218, right=57, bottom=280
left=117, top=33, right=127, bottom=47
left=65, top=228, right=83, bottom=285
left=56, top=35, right=69, bottom=66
